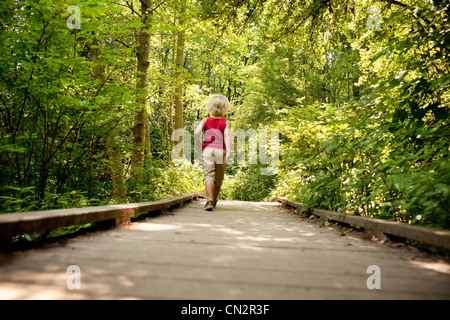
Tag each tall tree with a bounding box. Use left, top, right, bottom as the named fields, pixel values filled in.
left=89, top=36, right=126, bottom=201
left=173, top=0, right=187, bottom=151
left=131, top=0, right=153, bottom=191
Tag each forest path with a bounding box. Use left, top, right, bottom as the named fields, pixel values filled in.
left=0, top=199, right=449, bottom=300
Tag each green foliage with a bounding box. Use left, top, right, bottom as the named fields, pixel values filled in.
left=268, top=1, right=450, bottom=229
left=0, top=0, right=448, bottom=233
left=221, top=164, right=275, bottom=202
left=137, top=159, right=205, bottom=201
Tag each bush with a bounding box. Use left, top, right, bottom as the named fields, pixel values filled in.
left=223, top=165, right=276, bottom=202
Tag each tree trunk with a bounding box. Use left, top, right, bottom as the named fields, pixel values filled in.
left=168, top=21, right=176, bottom=152
left=131, top=0, right=153, bottom=193
left=160, top=34, right=171, bottom=158
left=89, top=37, right=126, bottom=201
left=173, top=0, right=187, bottom=156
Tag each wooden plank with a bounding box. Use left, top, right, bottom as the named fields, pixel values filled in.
left=2, top=200, right=449, bottom=300
left=275, top=197, right=450, bottom=250
left=0, top=193, right=201, bottom=240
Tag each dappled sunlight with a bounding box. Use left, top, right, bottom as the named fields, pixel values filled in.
left=234, top=235, right=311, bottom=245
left=117, top=274, right=136, bottom=288
left=409, top=260, right=450, bottom=275
left=299, top=231, right=316, bottom=237
left=1, top=269, right=66, bottom=284
left=127, top=223, right=182, bottom=232
left=237, top=236, right=273, bottom=242
left=210, top=226, right=244, bottom=235
left=0, top=284, right=84, bottom=300
left=1, top=199, right=449, bottom=300
left=126, top=202, right=329, bottom=248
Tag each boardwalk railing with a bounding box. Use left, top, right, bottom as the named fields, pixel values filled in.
left=274, top=197, right=450, bottom=250
left=0, top=193, right=202, bottom=241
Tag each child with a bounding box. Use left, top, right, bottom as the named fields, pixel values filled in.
left=194, top=95, right=232, bottom=211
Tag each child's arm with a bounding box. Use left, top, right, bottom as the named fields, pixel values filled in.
left=224, top=120, right=232, bottom=163
left=194, top=119, right=206, bottom=151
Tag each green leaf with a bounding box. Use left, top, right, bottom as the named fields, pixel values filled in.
left=428, top=74, right=450, bottom=91
left=371, top=49, right=389, bottom=63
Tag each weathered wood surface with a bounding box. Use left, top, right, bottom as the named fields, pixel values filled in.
left=0, top=200, right=449, bottom=300
left=0, top=193, right=201, bottom=240
left=275, top=198, right=450, bottom=250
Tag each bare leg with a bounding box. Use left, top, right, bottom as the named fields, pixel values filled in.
left=213, top=185, right=221, bottom=202
left=205, top=180, right=215, bottom=201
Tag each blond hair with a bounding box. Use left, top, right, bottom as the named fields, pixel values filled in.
left=206, top=95, right=230, bottom=116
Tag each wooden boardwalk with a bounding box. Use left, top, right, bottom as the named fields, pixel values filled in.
left=0, top=199, right=449, bottom=300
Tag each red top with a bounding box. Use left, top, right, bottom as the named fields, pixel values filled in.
left=202, top=117, right=227, bottom=151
